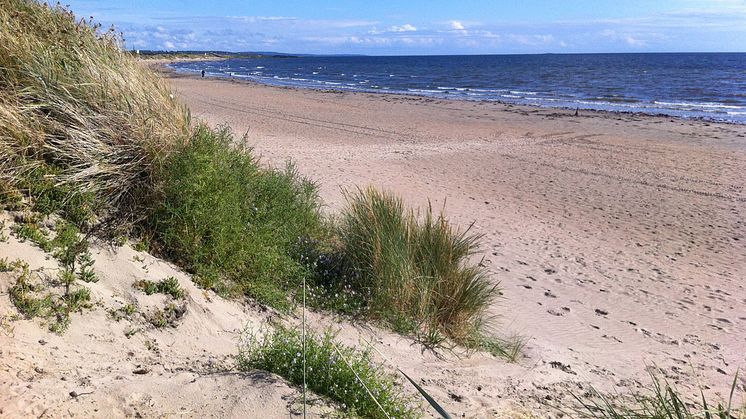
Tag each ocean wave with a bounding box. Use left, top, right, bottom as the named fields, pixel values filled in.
left=654, top=101, right=743, bottom=110
left=470, top=88, right=509, bottom=93
left=408, top=88, right=442, bottom=94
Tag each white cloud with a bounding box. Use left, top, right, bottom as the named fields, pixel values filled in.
left=163, top=40, right=175, bottom=49
left=387, top=23, right=417, bottom=32
left=450, top=21, right=465, bottom=30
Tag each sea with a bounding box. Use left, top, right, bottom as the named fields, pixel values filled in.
left=170, top=53, right=746, bottom=124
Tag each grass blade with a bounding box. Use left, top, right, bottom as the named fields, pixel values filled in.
left=398, top=369, right=452, bottom=419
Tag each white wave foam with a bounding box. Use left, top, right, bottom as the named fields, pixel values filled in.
left=654, top=101, right=743, bottom=110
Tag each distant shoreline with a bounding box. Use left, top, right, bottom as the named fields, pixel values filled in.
left=159, top=61, right=746, bottom=127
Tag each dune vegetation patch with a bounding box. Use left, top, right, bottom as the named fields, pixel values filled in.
left=144, top=125, right=324, bottom=309
left=335, top=188, right=499, bottom=347
left=0, top=0, right=190, bottom=229
left=238, top=326, right=420, bottom=419
left=567, top=369, right=745, bottom=419
left=0, top=0, right=501, bottom=351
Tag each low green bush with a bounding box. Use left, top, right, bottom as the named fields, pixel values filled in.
left=238, top=326, right=419, bottom=418
left=8, top=259, right=92, bottom=333
left=147, top=125, right=323, bottom=309
left=133, top=277, right=184, bottom=299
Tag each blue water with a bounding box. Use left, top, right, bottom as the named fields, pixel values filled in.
left=170, top=53, right=746, bottom=124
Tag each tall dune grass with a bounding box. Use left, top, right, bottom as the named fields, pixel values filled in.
left=339, top=188, right=498, bottom=344
left=569, top=369, right=744, bottom=419
left=0, top=0, right=189, bottom=225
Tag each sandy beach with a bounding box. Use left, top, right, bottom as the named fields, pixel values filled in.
left=2, top=66, right=745, bottom=418
left=168, top=72, right=746, bottom=402
left=3, top=1, right=745, bottom=416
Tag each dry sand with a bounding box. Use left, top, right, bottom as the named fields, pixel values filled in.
left=1, top=67, right=744, bottom=418
left=168, top=73, right=746, bottom=406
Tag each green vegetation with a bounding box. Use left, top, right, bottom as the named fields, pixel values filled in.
left=13, top=219, right=98, bottom=283
left=238, top=326, right=420, bottom=418
left=134, top=277, right=185, bottom=299
left=148, top=302, right=187, bottom=328
left=9, top=261, right=52, bottom=318
left=337, top=188, right=498, bottom=346
left=0, top=0, right=189, bottom=229
left=293, top=236, right=366, bottom=315
left=8, top=259, right=92, bottom=333
left=109, top=303, right=138, bottom=322
left=146, top=125, right=323, bottom=308
left=0, top=0, right=500, bottom=355
left=12, top=221, right=52, bottom=252
left=569, top=369, right=744, bottom=419
left=0, top=220, right=8, bottom=242
left=474, top=335, right=526, bottom=363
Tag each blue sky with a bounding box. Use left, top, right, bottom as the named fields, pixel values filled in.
left=65, top=0, right=746, bottom=55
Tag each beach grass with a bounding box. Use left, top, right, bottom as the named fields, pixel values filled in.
left=337, top=187, right=499, bottom=346
left=0, top=0, right=190, bottom=229
left=568, top=369, right=745, bottom=419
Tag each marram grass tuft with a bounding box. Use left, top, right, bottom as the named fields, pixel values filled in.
left=0, top=0, right=190, bottom=227
left=339, top=187, right=499, bottom=346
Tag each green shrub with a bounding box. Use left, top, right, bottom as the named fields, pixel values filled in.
left=133, top=277, right=184, bottom=299
left=339, top=187, right=498, bottom=345
left=8, top=259, right=91, bottom=333
left=148, top=125, right=323, bottom=309
left=293, top=236, right=367, bottom=315
left=13, top=220, right=98, bottom=284
left=9, top=265, right=53, bottom=319
left=238, top=326, right=419, bottom=418
left=12, top=221, right=52, bottom=250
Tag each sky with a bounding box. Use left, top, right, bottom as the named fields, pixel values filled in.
left=63, top=0, right=746, bottom=55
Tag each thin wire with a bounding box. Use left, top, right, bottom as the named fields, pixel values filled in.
left=332, top=341, right=392, bottom=419
left=302, top=274, right=307, bottom=419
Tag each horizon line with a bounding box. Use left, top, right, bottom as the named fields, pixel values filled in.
left=137, top=50, right=746, bottom=57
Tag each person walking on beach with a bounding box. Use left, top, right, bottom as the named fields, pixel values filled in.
left=201, top=70, right=205, bottom=78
